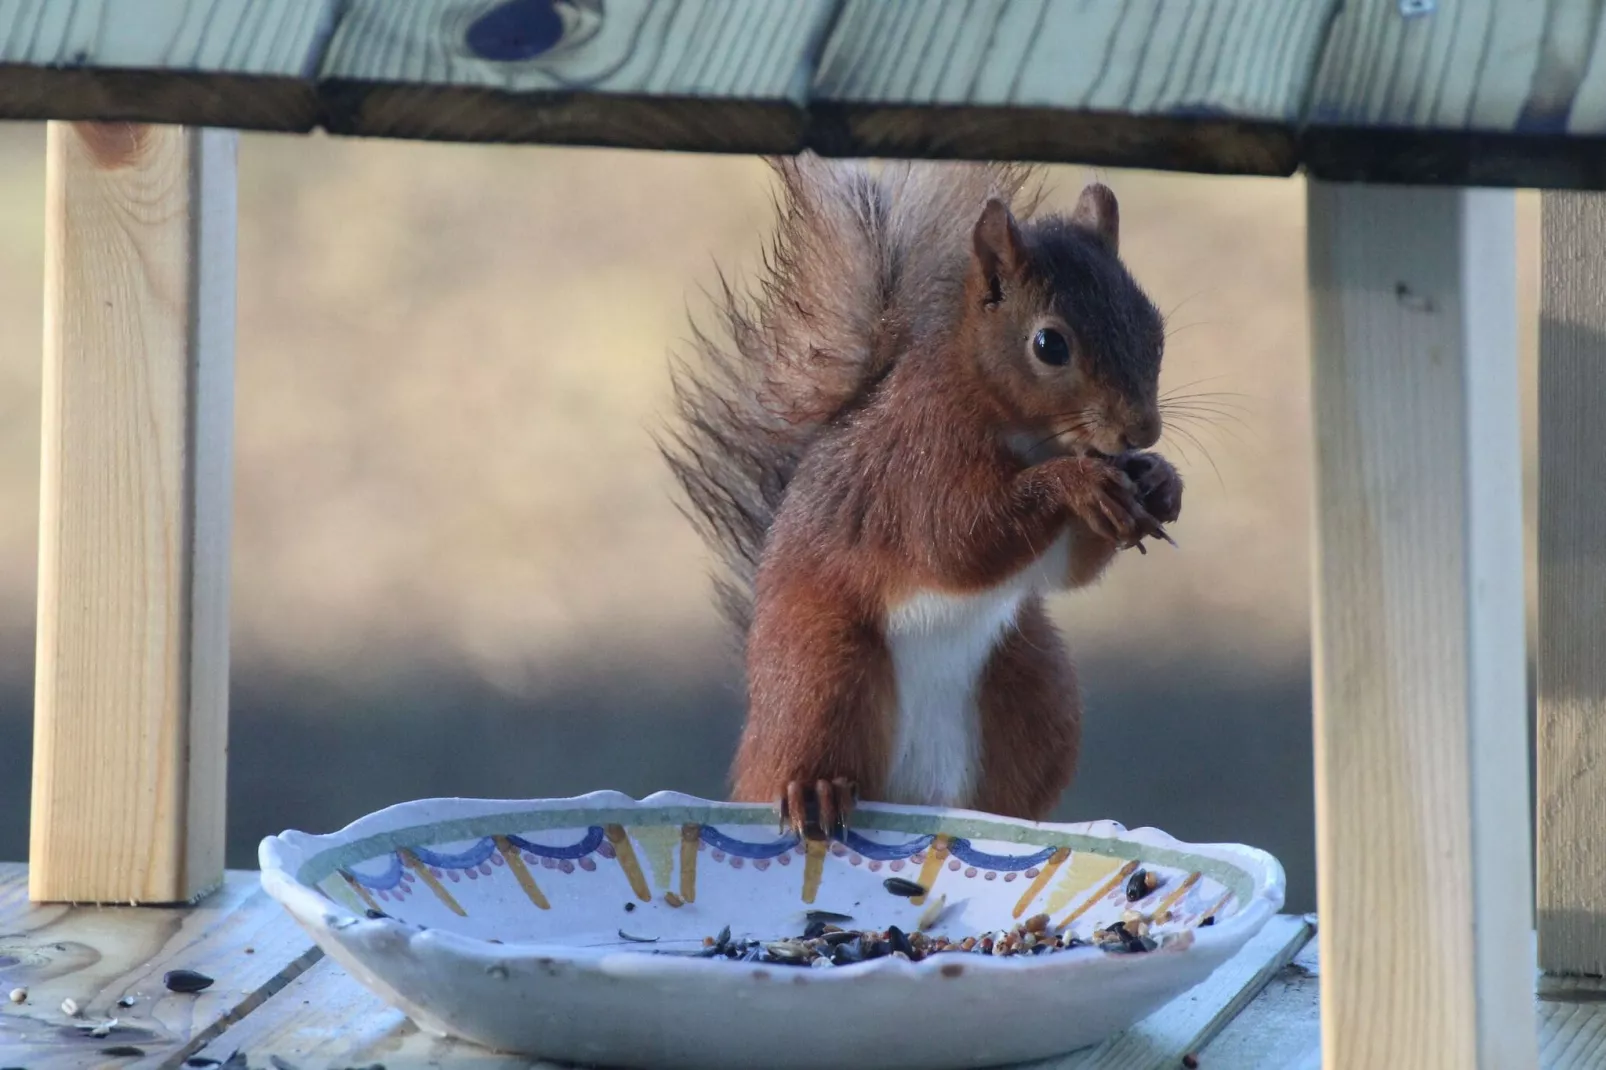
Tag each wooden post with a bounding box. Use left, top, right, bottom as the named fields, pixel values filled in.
left=1306, top=182, right=1535, bottom=1068
left=1537, top=191, right=1606, bottom=977
left=29, top=123, right=236, bottom=904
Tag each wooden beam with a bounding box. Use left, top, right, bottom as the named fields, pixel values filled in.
left=1305, top=0, right=1606, bottom=188
left=0, top=1, right=345, bottom=133
left=1536, top=190, right=1606, bottom=977
left=2, top=0, right=1606, bottom=191
left=30, top=122, right=236, bottom=905
left=1306, top=182, right=1535, bottom=1068
left=809, top=0, right=1340, bottom=176
left=317, top=0, right=841, bottom=152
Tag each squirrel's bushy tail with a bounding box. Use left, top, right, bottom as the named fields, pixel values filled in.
left=659, top=154, right=1044, bottom=640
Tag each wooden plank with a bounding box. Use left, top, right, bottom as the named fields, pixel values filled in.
left=1200, top=924, right=1322, bottom=1069
left=1304, top=0, right=1606, bottom=188
left=0, top=868, right=321, bottom=1069
left=186, top=958, right=567, bottom=1070
left=30, top=121, right=237, bottom=905
left=317, top=0, right=841, bottom=153
left=809, top=0, right=1340, bottom=176
left=1537, top=190, right=1606, bottom=978
left=1050, top=915, right=1315, bottom=1069
left=0, top=1, right=345, bottom=132
left=1538, top=974, right=1606, bottom=1070
left=1306, top=182, right=1536, bottom=1069
left=1111, top=933, right=1606, bottom=1069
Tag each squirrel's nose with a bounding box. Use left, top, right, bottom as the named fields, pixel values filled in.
left=1122, top=418, right=1160, bottom=451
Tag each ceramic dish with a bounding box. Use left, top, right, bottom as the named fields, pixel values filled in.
left=259, top=791, right=1284, bottom=1070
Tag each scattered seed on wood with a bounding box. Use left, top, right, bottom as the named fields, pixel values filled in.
left=163, top=969, right=215, bottom=994
left=101, top=1047, right=145, bottom=1058
left=61, top=997, right=80, bottom=1016
left=6, top=987, right=23, bottom=1004
left=365, top=908, right=389, bottom=920
left=882, top=877, right=926, bottom=898
left=663, top=891, right=685, bottom=908
left=1200, top=915, right=1216, bottom=927
left=617, top=930, right=658, bottom=943
left=185, top=1059, right=222, bottom=1068
left=1182, top=1054, right=1201, bottom=1069
left=802, top=919, right=828, bottom=939
left=805, top=910, right=853, bottom=923
left=1126, top=869, right=1158, bottom=901
left=624, top=902, right=636, bottom=912
left=117, top=996, right=136, bottom=1008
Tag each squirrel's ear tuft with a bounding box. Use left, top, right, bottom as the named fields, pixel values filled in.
left=972, top=198, right=1024, bottom=300
left=1070, top=183, right=1119, bottom=253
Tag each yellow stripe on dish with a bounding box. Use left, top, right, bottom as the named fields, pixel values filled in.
left=605, top=824, right=652, bottom=901
left=1054, top=858, right=1139, bottom=930
left=1012, top=847, right=1071, bottom=919
left=493, top=836, right=550, bottom=909
left=399, top=848, right=466, bottom=917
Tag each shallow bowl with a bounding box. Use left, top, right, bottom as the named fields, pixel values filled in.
left=259, top=791, right=1284, bottom=1070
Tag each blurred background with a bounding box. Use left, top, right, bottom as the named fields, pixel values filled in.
left=0, top=124, right=1543, bottom=913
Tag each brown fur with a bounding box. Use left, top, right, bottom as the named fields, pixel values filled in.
left=975, top=597, right=1081, bottom=818
left=660, top=155, right=1180, bottom=832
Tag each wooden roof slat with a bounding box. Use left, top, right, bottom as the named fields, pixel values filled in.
left=7, top=1, right=1606, bottom=189
left=0, top=0, right=343, bottom=132
left=1304, top=0, right=1606, bottom=187
left=316, top=0, right=842, bottom=152
left=807, top=0, right=1341, bottom=176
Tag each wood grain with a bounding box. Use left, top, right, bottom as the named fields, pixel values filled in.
left=1305, top=0, right=1606, bottom=187
left=1538, top=974, right=1606, bottom=1070
left=1306, top=182, right=1535, bottom=1069
left=808, top=0, right=1340, bottom=174
left=1052, top=915, right=1315, bottom=1070
left=318, top=0, right=840, bottom=152
left=1536, top=191, right=1606, bottom=978
left=30, top=122, right=237, bottom=905
left=0, top=865, right=321, bottom=1069
left=1200, top=929, right=1321, bottom=1069
left=0, top=0, right=344, bottom=131
left=186, top=957, right=569, bottom=1070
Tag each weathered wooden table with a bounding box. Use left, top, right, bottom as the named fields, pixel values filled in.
left=5, top=861, right=1606, bottom=1070
left=6, top=2, right=1606, bottom=1068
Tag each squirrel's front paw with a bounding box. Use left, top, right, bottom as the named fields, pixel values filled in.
left=1120, top=452, right=1183, bottom=525
left=780, top=777, right=857, bottom=841
left=1061, top=457, right=1166, bottom=549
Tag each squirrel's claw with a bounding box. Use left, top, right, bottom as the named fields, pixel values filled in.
left=779, top=777, right=857, bottom=841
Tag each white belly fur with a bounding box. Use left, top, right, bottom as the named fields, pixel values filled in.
left=883, top=530, right=1074, bottom=807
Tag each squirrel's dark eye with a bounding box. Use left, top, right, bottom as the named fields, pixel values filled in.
left=1031, top=328, right=1071, bottom=367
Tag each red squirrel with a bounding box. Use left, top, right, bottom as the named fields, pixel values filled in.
left=660, top=156, right=1180, bottom=838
